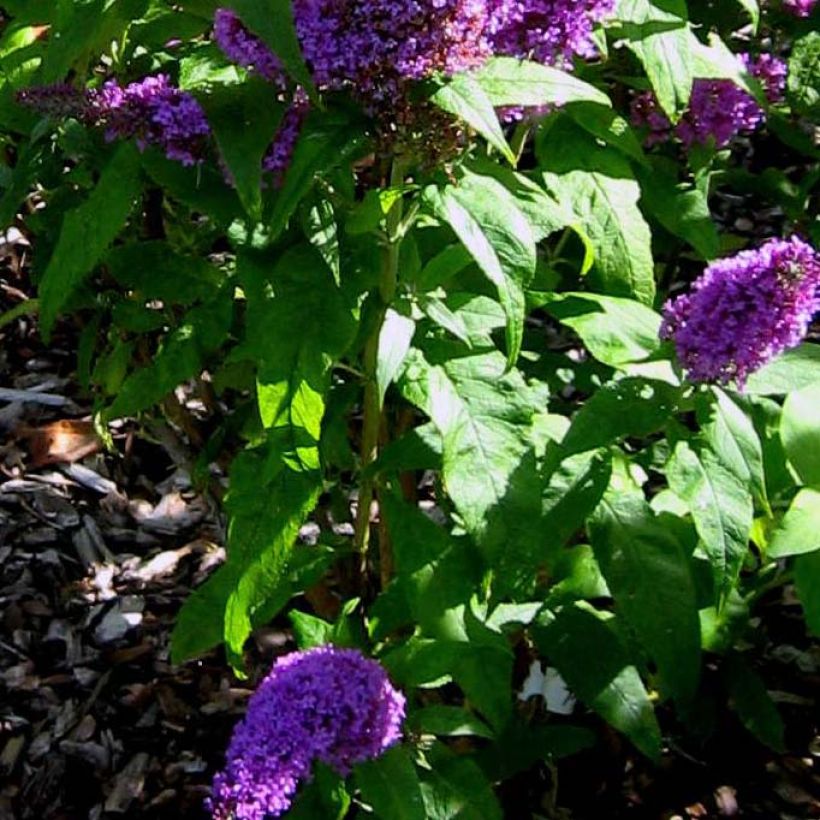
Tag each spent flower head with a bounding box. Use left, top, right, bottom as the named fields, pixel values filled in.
left=660, top=237, right=820, bottom=387
left=208, top=646, right=405, bottom=820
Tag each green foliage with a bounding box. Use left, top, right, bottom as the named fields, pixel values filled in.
left=3, top=0, right=819, bottom=814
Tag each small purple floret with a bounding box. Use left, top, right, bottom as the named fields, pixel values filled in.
left=263, top=95, right=310, bottom=187
left=661, top=237, right=820, bottom=387
left=208, top=646, right=405, bottom=820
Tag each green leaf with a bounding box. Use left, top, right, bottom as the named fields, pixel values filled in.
left=397, top=345, right=542, bottom=566
left=636, top=162, right=719, bottom=260
left=203, top=78, right=285, bottom=220
left=407, top=706, right=494, bottom=739
left=743, top=344, right=820, bottom=395
left=356, top=746, right=426, bottom=820
left=795, top=550, right=820, bottom=636
left=788, top=32, right=820, bottom=118
left=269, top=109, right=367, bottom=240
left=430, top=74, right=515, bottom=164
left=539, top=123, right=655, bottom=304
left=424, top=170, right=536, bottom=366
left=615, top=0, right=694, bottom=120
left=171, top=542, right=334, bottom=663
left=564, top=103, right=647, bottom=165
left=542, top=292, right=662, bottom=366
left=377, top=310, right=416, bottom=406
left=238, top=245, right=357, bottom=469
left=781, top=382, right=820, bottom=486
left=699, top=388, right=768, bottom=508
left=223, top=444, right=323, bottom=668
left=733, top=0, right=760, bottom=31
left=667, top=441, right=753, bottom=603
left=104, top=241, right=223, bottom=304
left=105, top=292, right=233, bottom=420
left=767, top=488, right=820, bottom=559
left=723, top=654, right=785, bottom=752
left=39, top=144, right=141, bottom=339
left=419, top=744, right=503, bottom=820
left=533, top=603, right=662, bottom=759
left=379, top=493, right=482, bottom=640
left=226, top=0, right=315, bottom=96
left=590, top=489, right=702, bottom=703
left=473, top=56, right=611, bottom=108
left=561, top=378, right=679, bottom=456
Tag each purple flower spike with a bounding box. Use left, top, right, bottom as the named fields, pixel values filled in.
left=631, top=53, right=787, bottom=149
left=208, top=646, right=406, bottom=820
left=661, top=237, right=820, bottom=387
left=263, top=95, right=310, bottom=188
left=90, top=75, right=211, bottom=166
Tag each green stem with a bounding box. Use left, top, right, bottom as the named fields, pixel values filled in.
left=354, top=159, right=407, bottom=580
left=0, top=298, right=39, bottom=330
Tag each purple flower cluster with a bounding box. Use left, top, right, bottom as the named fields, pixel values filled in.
left=208, top=646, right=405, bottom=820
left=214, top=1, right=614, bottom=108
left=783, top=0, right=817, bottom=15
left=18, top=75, right=210, bottom=166
left=631, top=53, right=787, bottom=149
left=661, top=237, right=820, bottom=386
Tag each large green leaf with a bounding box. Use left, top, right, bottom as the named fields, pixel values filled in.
left=743, top=344, right=820, bottom=395
left=667, top=441, right=753, bottom=603
left=781, top=383, right=820, bottom=486
left=698, top=388, right=768, bottom=508
left=430, top=74, right=515, bottom=164
left=397, top=344, right=542, bottom=567
left=104, top=241, right=223, bottom=304
left=203, top=78, right=285, bottom=220
left=636, top=161, right=719, bottom=260
left=222, top=443, right=323, bottom=668
left=788, top=32, right=820, bottom=118
left=533, top=603, right=662, bottom=759
left=105, top=292, right=233, bottom=420
left=590, top=488, right=701, bottom=704
left=39, top=144, right=141, bottom=338
left=419, top=744, right=503, bottom=820
left=615, top=0, right=694, bottom=120
left=473, top=57, right=611, bottom=108
left=378, top=493, right=482, bottom=640
left=538, top=123, right=655, bottom=304
left=542, top=292, right=662, bottom=366
left=238, top=245, right=357, bottom=469
left=767, top=488, right=820, bottom=559
left=356, top=746, right=426, bottom=820
left=424, top=170, right=536, bottom=365
left=722, top=654, right=785, bottom=752
left=560, top=378, right=679, bottom=456
left=795, top=550, right=820, bottom=636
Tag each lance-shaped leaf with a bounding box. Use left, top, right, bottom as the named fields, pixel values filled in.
left=589, top=488, right=701, bottom=704
left=238, top=244, right=357, bottom=470
left=424, top=170, right=536, bottom=366
left=615, top=0, right=694, bottom=120
left=538, top=122, right=655, bottom=305
left=667, top=440, right=753, bottom=604
left=533, top=603, right=662, bottom=759
left=473, top=56, right=611, bottom=108
left=39, top=144, right=141, bottom=339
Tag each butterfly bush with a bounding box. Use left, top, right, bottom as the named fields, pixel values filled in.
left=18, top=75, right=210, bottom=166
left=661, top=237, right=820, bottom=386
left=631, top=53, right=787, bottom=148
left=208, top=646, right=405, bottom=820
